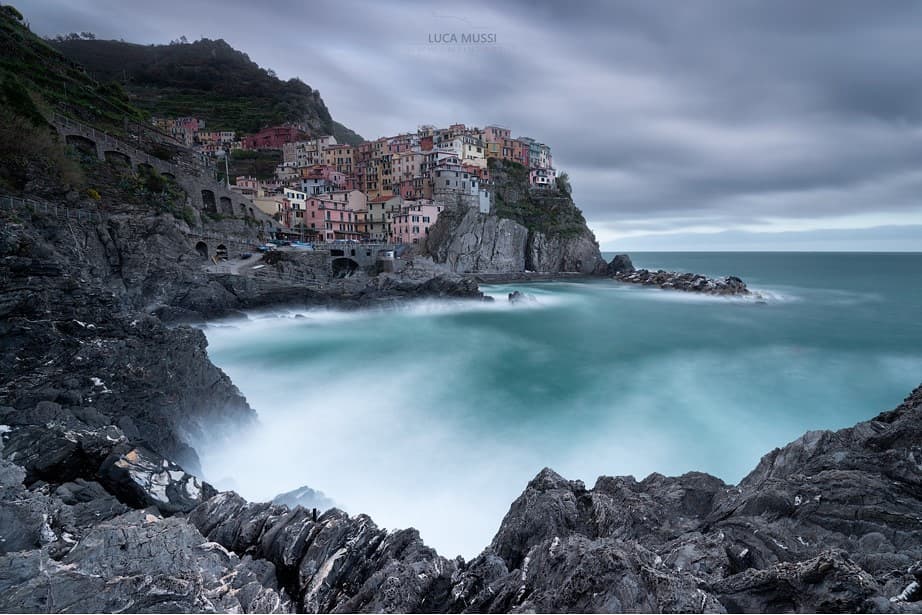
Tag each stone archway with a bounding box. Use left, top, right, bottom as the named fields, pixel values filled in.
left=137, top=162, right=154, bottom=175
left=195, top=241, right=209, bottom=258
left=201, top=189, right=217, bottom=214
left=103, top=150, right=131, bottom=167
left=65, top=134, right=97, bottom=157
left=331, top=257, right=359, bottom=278
left=219, top=196, right=233, bottom=215
left=216, top=243, right=228, bottom=260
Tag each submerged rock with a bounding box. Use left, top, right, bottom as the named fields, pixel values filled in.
left=507, top=290, right=537, bottom=304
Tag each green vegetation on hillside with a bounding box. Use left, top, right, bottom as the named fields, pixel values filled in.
left=332, top=120, right=364, bottom=146
left=489, top=159, right=589, bottom=237
left=51, top=37, right=360, bottom=139
left=0, top=5, right=143, bottom=131
left=223, top=149, right=282, bottom=182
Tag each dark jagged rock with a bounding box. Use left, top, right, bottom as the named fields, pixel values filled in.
left=189, top=492, right=458, bottom=613
left=0, top=215, right=258, bottom=471
left=0, top=510, right=292, bottom=613
left=97, top=446, right=216, bottom=514
left=507, top=290, right=537, bottom=304
left=607, top=253, right=635, bottom=275
left=0, top=404, right=126, bottom=485
left=615, top=267, right=751, bottom=296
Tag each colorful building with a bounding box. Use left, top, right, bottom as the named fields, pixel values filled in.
left=244, top=125, right=307, bottom=150
left=389, top=201, right=445, bottom=245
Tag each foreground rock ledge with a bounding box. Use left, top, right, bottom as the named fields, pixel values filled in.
left=3, top=385, right=922, bottom=612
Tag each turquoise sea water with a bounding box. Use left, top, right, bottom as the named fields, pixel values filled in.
left=199, top=252, right=922, bottom=558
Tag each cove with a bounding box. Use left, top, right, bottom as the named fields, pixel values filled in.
left=197, top=252, right=922, bottom=558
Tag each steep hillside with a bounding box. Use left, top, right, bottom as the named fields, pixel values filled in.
left=51, top=37, right=363, bottom=139
left=0, top=6, right=143, bottom=131
left=332, top=119, right=364, bottom=146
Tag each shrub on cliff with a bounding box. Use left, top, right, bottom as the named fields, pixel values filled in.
left=488, top=159, right=589, bottom=238
left=0, top=107, right=83, bottom=193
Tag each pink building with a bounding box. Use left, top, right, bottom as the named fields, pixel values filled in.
left=389, top=201, right=444, bottom=245
left=244, top=125, right=307, bottom=150
left=529, top=168, right=556, bottom=189
left=298, top=164, right=349, bottom=194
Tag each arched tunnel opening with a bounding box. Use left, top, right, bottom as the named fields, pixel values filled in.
left=331, top=257, right=360, bottom=279
left=103, top=150, right=132, bottom=167
left=216, top=243, right=228, bottom=260
left=195, top=241, right=208, bottom=259
left=65, top=134, right=97, bottom=157
left=201, top=190, right=217, bottom=214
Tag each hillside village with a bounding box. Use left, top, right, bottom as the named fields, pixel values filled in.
left=152, top=117, right=557, bottom=246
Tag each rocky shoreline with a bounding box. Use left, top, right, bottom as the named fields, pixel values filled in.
left=607, top=253, right=752, bottom=296
left=3, top=209, right=922, bottom=612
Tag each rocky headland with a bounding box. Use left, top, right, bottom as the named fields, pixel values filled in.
left=424, top=159, right=607, bottom=276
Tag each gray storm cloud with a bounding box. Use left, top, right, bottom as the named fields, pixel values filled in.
left=20, top=0, right=922, bottom=249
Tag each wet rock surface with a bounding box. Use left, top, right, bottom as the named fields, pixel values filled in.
left=615, top=268, right=750, bottom=296
left=606, top=253, right=635, bottom=275
left=425, top=206, right=530, bottom=273
left=507, top=290, right=537, bottom=304
left=606, top=254, right=751, bottom=296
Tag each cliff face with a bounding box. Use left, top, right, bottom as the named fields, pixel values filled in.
left=424, top=206, right=529, bottom=273
left=425, top=160, right=606, bottom=274
left=0, top=212, right=258, bottom=471
left=526, top=229, right=607, bottom=275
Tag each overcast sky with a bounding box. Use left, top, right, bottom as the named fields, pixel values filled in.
left=19, top=0, right=922, bottom=251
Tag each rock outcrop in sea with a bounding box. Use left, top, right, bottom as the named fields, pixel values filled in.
left=607, top=253, right=751, bottom=296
